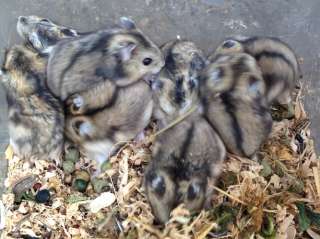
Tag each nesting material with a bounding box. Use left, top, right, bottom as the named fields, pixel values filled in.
left=0, top=90, right=319, bottom=239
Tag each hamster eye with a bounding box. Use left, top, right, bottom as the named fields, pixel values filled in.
left=143, top=58, right=153, bottom=66
left=222, top=40, right=236, bottom=48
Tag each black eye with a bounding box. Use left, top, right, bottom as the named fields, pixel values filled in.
left=143, top=58, right=153, bottom=66
left=223, top=40, right=236, bottom=48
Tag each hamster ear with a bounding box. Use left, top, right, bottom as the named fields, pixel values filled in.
left=187, top=181, right=202, bottom=200
left=29, top=32, right=43, bottom=50
left=116, top=42, right=136, bottom=62
left=119, top=17, right=136, bottom=30
left=191, top=53, right=206, bottom=71
left=222, top=39, right=237, bottom=48
left=150, top=173, right=166, bottom=196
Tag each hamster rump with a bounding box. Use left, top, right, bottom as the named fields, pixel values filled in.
left=204, top=93, right=272, bottom=157
left=1, top=45, right=64, bottom=162
left=212, top=36, right=301, bottom=104
left=47, top=19, right=164, bottom=101
left=201, top=52, right=272, bottom=157
left=17, top=15, right=79, bottom=54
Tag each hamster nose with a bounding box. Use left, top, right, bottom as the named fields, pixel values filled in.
left=18, top=16, right=27, bottom=24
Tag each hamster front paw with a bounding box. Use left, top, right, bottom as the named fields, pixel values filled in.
left=67, top=94, right=85, bottom=115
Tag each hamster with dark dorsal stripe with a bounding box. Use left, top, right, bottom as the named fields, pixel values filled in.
left=211, top=36, right=301, bottom=106
left=201, top=53, right=272, bottom=157
left=47, top=17, right=164, bottom=101
left=0, top=45, right=64, bottom=164
left=145, top=76, right=226, bottom=224
left=61, top=18, right=164, bottom=172
left=17, top=15, right=79, bottom=54
left=151, top=39, right=205, bottom=128
left=159, top=40, right=205, bottom=113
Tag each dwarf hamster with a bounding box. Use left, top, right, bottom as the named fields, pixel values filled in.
left=145, top=75, right=226, bottom=224
left=61, top=18, right=164, bottom=172
left=16, top=15, right=79, bottom=54
left=201, top=53, right=272, bottom=157
left=1, top=45, right=64, bottom=163
left=160, top=40, right=205, bottom=111
left=211, top=36, right=301, bottom=105
left=144, top=111, right=226, bottom=224
left=47, top=17, right=164, bottom=101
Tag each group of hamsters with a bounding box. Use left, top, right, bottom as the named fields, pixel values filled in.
left=0, top=15, right=301, bottom=224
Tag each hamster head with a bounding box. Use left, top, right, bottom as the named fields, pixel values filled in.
left=144, top=167, right=177, bottom=224
left=108, top=17, right=165, bottom=84
left=1, top=45, right=46, bottom=96
left=202, top=53, right=265, bottom=98
left=161, top=40, right=205, bottom=107
left=152, top=72, right=195, bottom=120
left=17, top=15, right=78, bottom=54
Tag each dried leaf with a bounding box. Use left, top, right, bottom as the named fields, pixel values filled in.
left=88, top=192, right=116, bottom=213
left=5, top=145, right=13, bottom=160
left=307, top=228, right=320, bottom=239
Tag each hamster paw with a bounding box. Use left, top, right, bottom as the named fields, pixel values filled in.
left=79, top=121, right=93, bottom=137
left=72, top=119, right=93, bottom=138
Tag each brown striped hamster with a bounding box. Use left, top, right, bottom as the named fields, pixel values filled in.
left=144, top=111, right=226, bottom=224
left=211, top=36, right=301, bottom=105
left=151, top=40, right=205, bottom=127
left=160, top=40, right=205, bottom=111
left=0, top=45, right=64, bottom=163
left=17, top=15, right=79, bottom=54
left=201, top=53, right=272, bottom=157
left=145, top=75, right=226, bottom=224
left=47, top=17, right=164, bottom=101
left=61, top=18, right=164, bottom=173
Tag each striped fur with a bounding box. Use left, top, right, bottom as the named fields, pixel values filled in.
left=60, top=19, right=164, bottom=172
left=1, top=45, right=64, bottom=163
left=211, top=36, right=301, bottom=104
left=201, top=53, right=272, bottom=157
left=145, top=76, right=226, bottom=224
left=16, top=15, right=79, bottom=54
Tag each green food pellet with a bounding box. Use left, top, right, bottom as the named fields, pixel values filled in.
left=74, top=179, right=88, bottom=193
left=91, top=178, right=109, bottom=193
left=35, top=189, right=50, bottom=203
left=63, top=161, right=75, bottom=174
left=74, top=170, right=90, bottom=182
left=65, top=148, right=80, bottom=163
left=101, top=161, right=112, bottom=172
